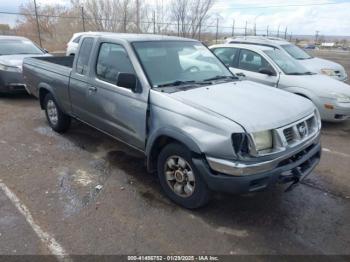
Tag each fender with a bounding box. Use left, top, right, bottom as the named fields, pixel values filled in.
left=146, top=127, right=203, bottom=172
left=38, top=83, right=67, bottom=113
left=282, top=86, right=320, bottom=104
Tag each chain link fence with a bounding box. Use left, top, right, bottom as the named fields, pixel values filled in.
left=0, top=9, right=291, bottom=52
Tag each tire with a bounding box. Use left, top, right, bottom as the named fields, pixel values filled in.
left=157, top=143, right=210, bottom=209
left=44, top=93, right=71, bottom=133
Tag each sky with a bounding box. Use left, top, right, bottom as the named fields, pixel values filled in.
left=0, top=0, right=350, bottom=36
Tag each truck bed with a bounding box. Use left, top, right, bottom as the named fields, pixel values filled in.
left=23, top=56, right=74, bottom=98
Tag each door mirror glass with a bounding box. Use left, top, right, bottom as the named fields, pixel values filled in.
left=259, top=68, right=276, bottom=76
left=117, top=73, right=140, bottom=92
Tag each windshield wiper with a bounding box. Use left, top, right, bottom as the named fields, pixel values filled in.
left=203, top=75, right=236, bottom=82
left=288, top=71, right=314, bottom=75
left=156, top=80, right=197, bottom=88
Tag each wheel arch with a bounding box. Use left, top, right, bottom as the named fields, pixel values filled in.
left=146, top=128, right=202, bottom=173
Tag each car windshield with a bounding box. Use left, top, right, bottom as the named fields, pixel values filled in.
left=132, top=41, right=234, bottom=88
left=0, top=39, right=44, bottom=55
left=281, top=44, right=312, bottom=60
left=264, top=49, right=314, bottom=75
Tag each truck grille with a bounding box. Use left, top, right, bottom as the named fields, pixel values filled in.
left=283, top=127, right=294, bottom=143
left=282, top=115, right=317, bottom=146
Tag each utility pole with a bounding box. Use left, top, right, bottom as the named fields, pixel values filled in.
left=315, top=30, right=319, bottom=44
left=215, top=17, right=219, bottom=43
left=277, top=24, right=280, bottom=37
left=244, top=21, right=247, bottom=36
left=81, top=6, right=85, bottom=32
left=266, top=25, right=269, bottom=37
left=33, top=0, right=42, bottom=48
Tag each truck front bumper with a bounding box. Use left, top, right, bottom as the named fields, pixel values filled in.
left=193, top=141, right=321, bottom=194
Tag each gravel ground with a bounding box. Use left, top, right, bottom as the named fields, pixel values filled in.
left=0, top=50, right=349, bottom=257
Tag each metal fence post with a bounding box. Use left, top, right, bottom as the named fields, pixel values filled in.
left=244, top=21, right=247, bottom=36
left=81, top=6, right=85, bottom=32
left=231, top=19, right=235, bottom=37
left=266, top=25, right=269, bottom=37
left=153, top=11, right=156, bottom=34
left=33, top=0, right=42, bottom=48
left=284, top=27, right=287, bottom=39
left=215, top=17, right=219, bottom=43
left=198, top=22, right=201, bottom=40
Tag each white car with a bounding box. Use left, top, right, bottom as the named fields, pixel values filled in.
left=225, top=36, right=348, bottom=82
left=210, top=43, right=350, bottom=122
left=66, top=32, right=87, bottom=56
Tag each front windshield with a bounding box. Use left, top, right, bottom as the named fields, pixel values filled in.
left=0, top=39, right=44, bottom=55
left=132, top=41, right=233, bottom=87
left=281, top=44, right=312, bottom=60
left=264, top=49, right=313, bottom=75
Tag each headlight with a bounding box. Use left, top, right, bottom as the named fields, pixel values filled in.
left=252, top=130, right=273, bottom=151
left=0, top=63, right=22, bottom=72
left=332, top=93, right=350, bottom=103
left=320, top=69, right=336, bottom=76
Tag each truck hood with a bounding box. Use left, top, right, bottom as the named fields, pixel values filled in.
left=298, top=57, right=345, bottom=73
left=169, top=81, right=315, bottom=132
left=0, top=54, right=50, bottom=68
left=280, top=74, right=350, bottom=97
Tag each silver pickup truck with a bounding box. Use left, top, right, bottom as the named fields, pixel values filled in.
left=23, top=33, right=321, bottom=208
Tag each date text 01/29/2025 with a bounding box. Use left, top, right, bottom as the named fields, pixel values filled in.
left=127, top=255, right=219, bottom=261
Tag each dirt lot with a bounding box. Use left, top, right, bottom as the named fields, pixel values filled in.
left=0, top=50, right=349, bottom=258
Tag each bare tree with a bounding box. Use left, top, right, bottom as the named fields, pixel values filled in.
left=171, top=0, right=214, bottom=38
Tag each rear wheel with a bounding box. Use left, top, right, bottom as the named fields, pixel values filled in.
left=44, top=93, right=71, bottom=133
left=157, top=143, right=210, bottom=209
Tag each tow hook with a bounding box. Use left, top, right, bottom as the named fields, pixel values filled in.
left=284, top=168, right=302, bottom=192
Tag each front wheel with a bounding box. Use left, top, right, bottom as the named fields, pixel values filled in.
left=44, top=93, right=71, bottom=133
left=157, top=143, right=210, bottom=209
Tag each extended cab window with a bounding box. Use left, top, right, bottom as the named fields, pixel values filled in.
left=96, top=43, right=134, bottom=84
left=76, top=37, right=94, bottom=75
left=238, top=49, right=273, bottom=73
left=212, top=47, right=238, bottom=67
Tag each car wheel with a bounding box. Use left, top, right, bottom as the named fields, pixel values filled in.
left=157, top=143, right=210, bottom=209
left=44, top=93, right=71, bottom=133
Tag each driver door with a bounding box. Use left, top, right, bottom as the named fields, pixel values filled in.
left=233, top=49, right=279, bottom=87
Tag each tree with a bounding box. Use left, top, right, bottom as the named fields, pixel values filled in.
left=170, top=0, right=214, bottom=38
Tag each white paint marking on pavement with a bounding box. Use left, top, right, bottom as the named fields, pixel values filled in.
left=0, top=181, right=69, bottom=260
left=322, top=148, right=350, bottom=158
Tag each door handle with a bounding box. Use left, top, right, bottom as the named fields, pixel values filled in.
left=88, top=86, right=97, bottom=92
left=236, top=72, right=246, bottom=77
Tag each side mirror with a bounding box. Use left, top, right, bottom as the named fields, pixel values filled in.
left=259, top=68, right=276, bottom=76
left=116, top=73, right=140, bottom=93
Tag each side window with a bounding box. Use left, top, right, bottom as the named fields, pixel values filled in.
left=238, top=49, right=272, bottom=73
left=73, top=35, right=82, bottom=43
left=76, top=37, right=94, bottom=75
left=96, top=43, right=135, bottom=84
left=212, top=47, right=238, bottom=67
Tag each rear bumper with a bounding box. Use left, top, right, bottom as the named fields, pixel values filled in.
left=193, top=141, right=321, bottom=194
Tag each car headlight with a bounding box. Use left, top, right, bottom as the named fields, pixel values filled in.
left=320, top=69, right=337, bottom=76
left=332, top=93, right=350, bottom=103
left=252, top=130, right=273, bottom=151
left=0, top=63, right=22, bottom=72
